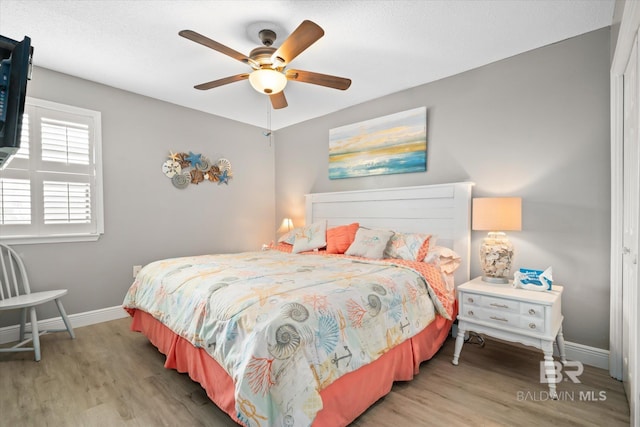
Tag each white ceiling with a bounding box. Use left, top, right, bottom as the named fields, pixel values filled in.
left=0, top=0, right=614, bottom=131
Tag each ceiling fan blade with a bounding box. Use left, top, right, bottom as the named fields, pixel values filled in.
left=179, top=30, right=255, bottom=66
left=286, top=69, right=351, bottom=90
left=194, top=73, right=250, bottom=90
left=271, top=20, right=324, bottom=66
left=270, top=92, right=288, bottom=109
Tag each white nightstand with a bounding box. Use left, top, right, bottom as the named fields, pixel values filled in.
left=452, top=276, right=567, bottom=398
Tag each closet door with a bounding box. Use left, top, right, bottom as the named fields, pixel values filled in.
left=622, top=32, right=640, bottom=423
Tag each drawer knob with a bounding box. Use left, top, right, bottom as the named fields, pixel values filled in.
left=490, top=303, right=509, bottom=309
left=529, top=323, right=536, bottom=329
left=528, top=309, right=536, bottom=315
left=468, top=310, right=474, bottom=316
left=468, top=297, right=474, bottom=303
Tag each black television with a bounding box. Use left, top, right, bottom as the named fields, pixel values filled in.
left=0, top=35, right=32, bottom=169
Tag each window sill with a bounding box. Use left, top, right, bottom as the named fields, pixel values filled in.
left=0, top=233, right=102, bottom=245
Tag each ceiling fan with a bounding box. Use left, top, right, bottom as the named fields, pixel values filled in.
left=179, top=20, right=351, bottom=109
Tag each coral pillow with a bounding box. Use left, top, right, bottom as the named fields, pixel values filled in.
left=326, top=223, right=359, bottom=254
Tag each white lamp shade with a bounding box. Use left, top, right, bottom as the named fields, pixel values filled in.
left=277, top=218, right=294, bottom=233
left=472, top=197, right=522, bottom=231
left=249, top=69, right=287, bottom=94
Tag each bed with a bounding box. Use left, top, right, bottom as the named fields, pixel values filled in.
left=123, top=182, right=473, bottom=426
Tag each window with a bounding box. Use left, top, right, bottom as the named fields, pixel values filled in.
left=0, top=97, right=104, bottom=244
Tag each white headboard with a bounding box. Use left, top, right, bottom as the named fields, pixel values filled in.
left=305, top=182, right=474, bottom=286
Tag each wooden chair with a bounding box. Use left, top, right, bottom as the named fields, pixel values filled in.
left=0, top=243, right=75, bottom=361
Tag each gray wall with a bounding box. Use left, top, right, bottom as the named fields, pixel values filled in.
left=274, top=28, right=611, bottom=349
left=1, top=67, right=275, bottom=326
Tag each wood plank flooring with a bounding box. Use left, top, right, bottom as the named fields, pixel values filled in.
left=0, top=318, right=630, bottom=426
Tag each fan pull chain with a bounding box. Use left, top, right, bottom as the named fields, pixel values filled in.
left=264, top=96, right=273, bottom=146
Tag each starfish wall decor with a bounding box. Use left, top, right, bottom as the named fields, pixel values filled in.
left=162, top=151, right=233, bottom=189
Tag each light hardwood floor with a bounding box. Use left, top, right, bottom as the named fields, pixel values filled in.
left=0, top=318, right=630, bottom=426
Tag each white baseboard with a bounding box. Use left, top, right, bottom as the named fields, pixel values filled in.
left=0, top=305, right=129, bottom=345
left=450, top=324, right=609, bottom=370
left=560, top=340, right=609, bottom=370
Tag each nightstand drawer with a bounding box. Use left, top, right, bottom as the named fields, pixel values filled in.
left=481, top=295, right=519, bottom=313
left=461, top=305, right=481, bottom=319
left=462, top=293, right=481, bottom=306
left=520, top=317, right=544, bottom=331
left=481, top=309, right=519, bottom=326
left=460, top=306, right=547, bottom=333
left=520, top=303, right=545, bottom=318
left=460, top=292, right=521, bottom=313
left=460, top=306, right=518, bottom=324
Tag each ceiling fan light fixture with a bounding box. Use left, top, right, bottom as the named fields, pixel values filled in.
left=249, top=68, right=287, bottom=94
left=181, top=21, right=349, bottom=107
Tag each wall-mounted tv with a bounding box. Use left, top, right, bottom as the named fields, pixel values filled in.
left=0, top=35, right=32, bottom=169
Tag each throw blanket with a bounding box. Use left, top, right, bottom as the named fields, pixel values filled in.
left=123, top=250, right=452, bottom=427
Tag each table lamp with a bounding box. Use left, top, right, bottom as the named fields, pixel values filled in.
left=277, top=218, right=294, bottom=234
left=472, top=197, right=522, bottom=283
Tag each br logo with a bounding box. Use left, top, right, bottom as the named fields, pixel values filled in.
left=540, top=361, right=583, bottom=384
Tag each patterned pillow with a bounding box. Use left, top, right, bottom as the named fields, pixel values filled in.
left=326, top=222, right=359, bottom=254
left=272, top=242, right=293, bottom=253
left=384, top=232, right=432, bottom=261
left=345, top=228, right=394, bottom=259
left=292, top=221, right=327, bottom=253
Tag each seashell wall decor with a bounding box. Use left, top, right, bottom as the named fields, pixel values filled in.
left=162, top=151, right=233, bottom=189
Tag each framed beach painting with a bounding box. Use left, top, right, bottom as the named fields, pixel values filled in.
left=329, top=106, right=427, bottom=179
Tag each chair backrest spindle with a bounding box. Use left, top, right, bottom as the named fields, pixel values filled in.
left=0, top=244, right=30, bottom=300
left=9, top=250, right=21, bottom=297
left=0, top=249, right=6, bottom=300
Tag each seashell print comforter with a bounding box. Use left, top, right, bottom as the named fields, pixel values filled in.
left=123, top=250, right=453, bottom=427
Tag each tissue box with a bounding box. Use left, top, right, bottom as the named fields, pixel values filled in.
left=513, top=267, right=552, bottom=291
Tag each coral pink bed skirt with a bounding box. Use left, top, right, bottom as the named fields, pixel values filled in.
left=128, top=308, right=454, bottom=426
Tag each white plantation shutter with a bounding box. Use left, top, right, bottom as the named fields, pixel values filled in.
left=0, top=97, right=103, bottom=243
left=43, top=181, right=91, bottom=224
left=41, top=118, right=90, bottom=165
left=0, top=178, right=31, bottom=225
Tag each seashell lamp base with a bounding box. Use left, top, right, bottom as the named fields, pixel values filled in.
left=482, top=275, right=510, bottom=284
left=479, top=232, right=513, bottom=284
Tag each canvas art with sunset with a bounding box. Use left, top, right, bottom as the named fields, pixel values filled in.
left=329, top=107, right=427, bottom=179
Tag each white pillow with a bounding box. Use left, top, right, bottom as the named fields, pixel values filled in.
left=345, top=228, right=394, bottom=259
left=278, top=228, right=299, bottom=244
left=292, top=221, right=327, bottom=253
left=424, top=246, right=461, bottom=291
